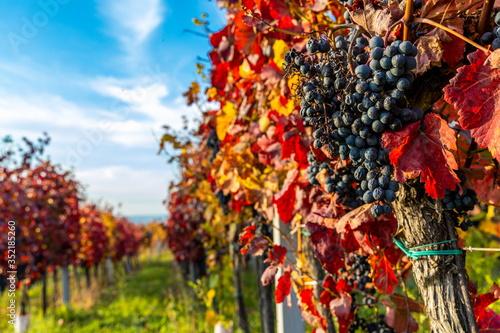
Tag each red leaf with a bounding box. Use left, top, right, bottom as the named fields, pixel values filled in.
left=466, top=166, right=500, bottom=206
left=282, top=135, right=310, bottom=169
left=261, top=265, right=279, bottom=286
left=383, top=299, right=419, bottom=333
left=233, top=11, right=262, bottom=54
left=441, top=27, right=466, bottom=68
left=265, top=245, right=287, bottom=265
left=478, top=309, right=500, bottom=331
left=248, top=236, right=269, bottom=256
left=320, top=275, right=338, bottom=305
left=336, top=278, right=352, bottom=294
left=238, top=225, right=256, bottom=255
left=336, top=204, right=397, bottom=252
left=307, top=222, right=344, bottom=274
left=382, top=113, right=460, bottom=199
left=474, top=282, right=500, bottom=321
left=371, top=253, right=399, bottom=294
left=300, top=289, right=321, bottom=318
left=273, top=169, right=299, bottom=223
left=341, top=225, right=361, bottom=253
left=388, top=293, right=424, bottom=313
left=329, top=292, right=352, bottom=319
left=275, top=270, right=292, bottom=303
left=444, top=50, right=500, bottom=162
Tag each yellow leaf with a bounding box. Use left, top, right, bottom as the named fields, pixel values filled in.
left=216, top=102, right=237, bottom=140
left=239, top=174, right=262, bottom=190
left=207, top=289, right=216, bottom=300
left=270, top=96, right=295, bottom=116
left=273, top=39, right=290, bottom=70
left=157, top=133, right=183, bottom=154
left=259, top=111, right=270, bottom=132
left=205, top=310, right=217, bottom=326
left=207, top=87, right=217, bottom=99
left=288, top=74, right=299, bottom=96
left=239, top=59, right=252, bottom=78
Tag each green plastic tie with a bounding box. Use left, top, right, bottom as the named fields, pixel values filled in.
left=393, top=238, right=462, bottom=260
left=301, top=230, right=311, bottom=237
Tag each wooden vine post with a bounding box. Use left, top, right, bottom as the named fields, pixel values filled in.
left=394, top=182, right=478, bottom=332
left=255, top=222, right=276, bottom=333
left=61, top=264, right=70, bottom=306
left=273, top=207, right=306, bottom=333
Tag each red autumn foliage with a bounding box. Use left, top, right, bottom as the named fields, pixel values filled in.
left=382, top=113, right=460, bottom=199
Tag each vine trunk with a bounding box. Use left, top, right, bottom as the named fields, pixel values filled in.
left=393, top=183, right=478, bottom=333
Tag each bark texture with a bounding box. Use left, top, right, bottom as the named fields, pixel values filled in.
left=256, top=222, right=275, bottom=333
left=84, top=265, right=91, bottom=289
left=231, top=244, right=250, bottom=333
left=393, top=183, right=477, bottom=333
left=42, top=271, right=47, bottom=316
left=256, top=254, right=275, bottom=333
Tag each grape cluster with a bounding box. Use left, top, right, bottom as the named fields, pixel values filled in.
left=480, top=12, right=500, bottom=50
left=206, top=130, right=220, bottom=162
left=326, top=167, right=365, bottom=209
left=348, top=314, right=395, bottom=333
left=216, top=191, right=230, bottom=215
left=339, top=254, right=372, bottom=292
left=307, top=152, right=363, bottom=208
left=306, top=151, right=330, bottom=186
left=285, top=32, right=422, bottom=216
left=443, top=186, right=478, bottom=213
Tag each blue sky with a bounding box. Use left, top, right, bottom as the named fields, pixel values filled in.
left=0, top=0, right=225, bottom=216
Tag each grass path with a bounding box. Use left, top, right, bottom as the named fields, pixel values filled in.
left=2, top=255, right=219, bottom=333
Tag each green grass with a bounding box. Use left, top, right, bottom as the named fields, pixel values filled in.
left=0, top=254, right=261, bottom=333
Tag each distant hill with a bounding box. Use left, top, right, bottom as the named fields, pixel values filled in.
left=127, top=214, right=166, bottom=224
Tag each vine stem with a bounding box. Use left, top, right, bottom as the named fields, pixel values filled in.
left=403, top=0, right=414, bottom=41
left=348, top=29, right=364, bottom=75
left=244, top=10, right=305, bottom=37
left=445, top=217, right=479, bottom=333
left=384, top=19, right=403, bottom=46
left=464, top=139, right=478, bottom=168
left=448, top=0, right=484, bottom=20
left=326, top=24, right=371, bottom=37
left=413, top=18, right=491, bottom=54
left=478, top=0, right=494, bottom=36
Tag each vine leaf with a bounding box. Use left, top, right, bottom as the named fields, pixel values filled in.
left=370, top=252, right=399, bottom=294
left=238, top=225, right=256, bottom=255
left=320, top=275, right=338, bottom=305
left=216, top=102, right=237, bottom=140
left=272, top=169, right=299, bottom=223
left=464, top=166, right=500, bottom=206
left=382, top=299, right=419, bottom=332
left=414, top=0, right=466, bottom=72
left=348, top=1, right=404, bottom=37
left=306, top=222, right=344, bottom=274
left=265, top=244, right=287, bottom=265
left=261, top=266, right=279, bottom=286
left=336, top=204, right=397, bottom=253
left=275, top=267, right=292, bottom=303
left=299, top=289, right=321, bottom=318
left=382, top=113, right=460, bottom=199
left=281, top=134, right=310, bottom=169
left=473, top=282, right=500, bottom=329
left=444, top=50, right=500, bottom=162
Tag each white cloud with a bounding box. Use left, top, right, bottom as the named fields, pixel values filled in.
left=76, top=165, right=171, bottom=215
left=98, top=0, right=165, bottom=49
